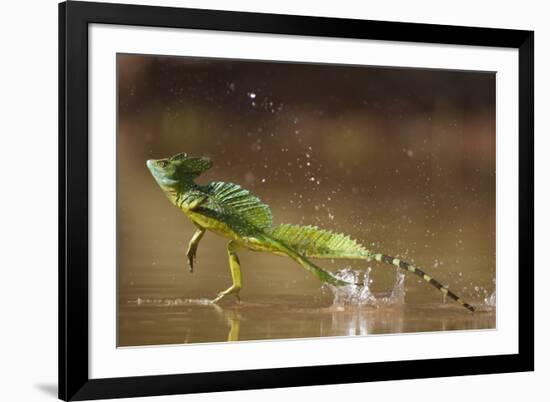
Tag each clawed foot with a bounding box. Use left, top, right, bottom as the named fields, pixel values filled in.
left=186, top=246, right=198, bottom=273
left=212, top=286, right=241, bottom=303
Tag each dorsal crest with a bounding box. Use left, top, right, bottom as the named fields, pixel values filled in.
left=203, top=182, right=273, bottom=229
left=268, top=224, right=368, bottom=259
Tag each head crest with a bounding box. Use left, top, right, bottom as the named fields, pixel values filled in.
left=169, top=152, right=188, bottom=161
left=170, top=153, right=213, bottom=174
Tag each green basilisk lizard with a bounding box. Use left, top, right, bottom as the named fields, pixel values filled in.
left=147, top=152, right=475, bottom=312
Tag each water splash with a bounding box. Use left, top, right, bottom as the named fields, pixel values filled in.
left=130, top=297, right=213, bottom=306
left=484, top=290, right=496, bottom=307
left=324, top=266, right=406, bottom=308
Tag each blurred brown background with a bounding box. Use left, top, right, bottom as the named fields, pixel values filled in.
left=117, top=54, right=495, bottom=346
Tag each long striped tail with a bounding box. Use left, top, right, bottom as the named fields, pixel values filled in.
left=371, top=253, right=475, bottom=312
left=268, top=223, right=475, bottom=312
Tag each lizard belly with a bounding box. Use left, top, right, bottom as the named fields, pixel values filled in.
left=187, top=210, right=238, bottom=239
left=185, top=210, right=279, bottom=253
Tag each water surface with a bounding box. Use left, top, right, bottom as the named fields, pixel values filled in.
left=118, top=295, right=495, bottom=346
left=117, top=54, right=496, bottom=347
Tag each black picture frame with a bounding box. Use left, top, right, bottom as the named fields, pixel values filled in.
left=59, top=1, right=534, bottom=400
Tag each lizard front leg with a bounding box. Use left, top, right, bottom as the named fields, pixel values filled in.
left=212, top=241, right=242, bottom=303
left=186, top=225, right=205, bottom=273
left=177, top=191, right=208, bottom=211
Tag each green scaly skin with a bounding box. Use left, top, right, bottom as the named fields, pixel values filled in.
left=147, top=153, right=475, bottom=312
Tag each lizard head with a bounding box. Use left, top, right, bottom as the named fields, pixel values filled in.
left=146, top=153, right=213, bottom=189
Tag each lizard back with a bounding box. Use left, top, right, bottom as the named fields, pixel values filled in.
left=199, top=181, right=273, bottom=231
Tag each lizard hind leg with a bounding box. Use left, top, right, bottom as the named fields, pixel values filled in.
left=212, top=241, right=243, bottom=303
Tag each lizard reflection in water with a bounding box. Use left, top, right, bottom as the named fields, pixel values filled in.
left=147, top=152, right=475, bottom=312
left=211, top=304, right=241, bottom=342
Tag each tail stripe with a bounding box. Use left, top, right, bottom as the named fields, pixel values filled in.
left=373, top=253, right=475, bottom=312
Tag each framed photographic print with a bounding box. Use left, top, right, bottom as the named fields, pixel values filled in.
left=59, top=1, right=534, bottom=400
